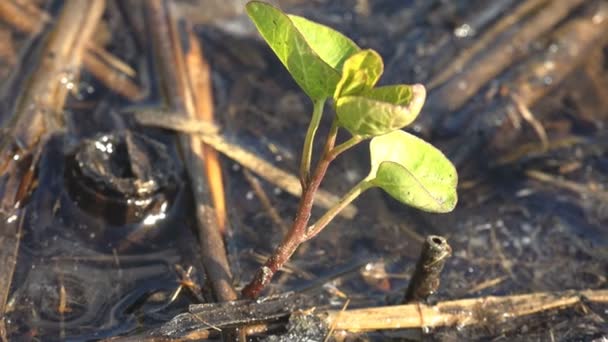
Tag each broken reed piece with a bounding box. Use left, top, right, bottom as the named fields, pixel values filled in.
left=0, top=0, right=142, bottom=100
left=102, top=292, right=315, bottom=341
left=446, top=2, right=608, bottom=167
left=144, top=4, right=245, bottom=340
left=106, top=288, right=608, bottom=340
left=426, top=0, right=548, bottom=90
left=144, top=0, right=238, bottom=304
left=0, top=0, right=48, bottom=33
left=423, top=0, right=585, bottom=123
left=402, top=235, right=452, bottom=304
left=324, top=288, right=608, bottom=333
left=183, top=25, right=228, bottom=234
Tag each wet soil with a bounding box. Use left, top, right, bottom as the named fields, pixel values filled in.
left=0, top=0, right=606, bottom=340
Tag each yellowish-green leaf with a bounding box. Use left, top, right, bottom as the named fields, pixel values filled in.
left=336, top=84, right=426, bottom=137
left=367, top=130, right=457, bottom=213
left=246, top=1, right=360, bottom=100
left=288, top=15, right=360, bottom=70
left=334, top=49, right=383, bottom=98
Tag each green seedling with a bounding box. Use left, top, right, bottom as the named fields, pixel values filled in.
left=242, top=1, right=458, bottom=299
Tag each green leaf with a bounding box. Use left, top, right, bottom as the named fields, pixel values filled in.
left=336, top=84, right=426, bottom=137
left=367, top=130, right=457, bottom=213
left=246, top=1, right=360, bottom=100
left=287, top=15, right=360, bottom=70
left=334, top=49, right=383, bottom=98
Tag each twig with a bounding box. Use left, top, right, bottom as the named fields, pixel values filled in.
left=133, top=111, right=358, bottom=219
left=169, top=265, right=205, bottom=304
left=103, top=292, right=315, bottom=341
left=489, top=224, right=515, bottom=280
left=402, top=235, right=452, bottom=303
left=82, top=49, right=142, bottom=101
left=145, top=4, right=244, bottom=340
left=495, top=136, right=583, bottom=165
left=86, top=44, right=137, bottom=77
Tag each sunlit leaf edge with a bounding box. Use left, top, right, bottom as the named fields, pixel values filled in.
left=367, top=130, right=458, bottom=213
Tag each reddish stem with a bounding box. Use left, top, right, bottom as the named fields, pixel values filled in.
left=241, top=122, right=338, bottom=299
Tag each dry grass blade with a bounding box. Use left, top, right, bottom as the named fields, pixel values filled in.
left=183, top=27, right=228, bottom=234
left=323, top=289, right=608, bottom=332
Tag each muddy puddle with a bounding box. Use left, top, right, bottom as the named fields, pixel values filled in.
left=0, top=0, right=606, bottom=341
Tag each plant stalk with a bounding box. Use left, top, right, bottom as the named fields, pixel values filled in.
left=304, top=179, right=372, bottom=241
left=331, top=135, right=363, bottom=158
left=300, top=99, right=325, bottom=186
left=242, top=117, right=338, bottom=299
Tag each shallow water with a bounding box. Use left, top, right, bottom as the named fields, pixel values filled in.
left=0, top=0, right=607, bottom=340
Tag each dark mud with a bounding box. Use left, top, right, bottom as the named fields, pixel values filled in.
left=0, top=0, right=606, bottom=340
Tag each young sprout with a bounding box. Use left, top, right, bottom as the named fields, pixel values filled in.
left=242, top=1, right=458, bottom=299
